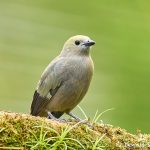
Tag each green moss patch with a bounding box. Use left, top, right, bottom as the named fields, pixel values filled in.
left=0, top=111, right=150, bottom=150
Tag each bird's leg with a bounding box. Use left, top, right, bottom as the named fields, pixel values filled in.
left=67, top=112, right=93, bottom=128
left=67, top=112, right=82, bottom=121
left=47, top=111, right=57, bottom=120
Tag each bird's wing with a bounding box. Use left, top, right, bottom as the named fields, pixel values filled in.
left=31, top=57, right=63, bottom=116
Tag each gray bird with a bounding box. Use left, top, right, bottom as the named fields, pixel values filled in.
left=31, top=35, right=95, bottom=120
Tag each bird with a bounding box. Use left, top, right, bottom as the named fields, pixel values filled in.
left=30, top=35, right=95, bottom=121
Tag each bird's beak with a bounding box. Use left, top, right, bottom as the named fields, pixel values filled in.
left=83, top=40, right=96, bottom=47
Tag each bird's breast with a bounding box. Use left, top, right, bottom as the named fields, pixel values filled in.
left=67, top=56, right=94, bottom=81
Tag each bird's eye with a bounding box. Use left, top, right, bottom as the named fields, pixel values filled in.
left=75, top=40, right=80, bottom=45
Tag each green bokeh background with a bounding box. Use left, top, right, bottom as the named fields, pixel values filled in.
left=0, top=0, right=150, bottom=133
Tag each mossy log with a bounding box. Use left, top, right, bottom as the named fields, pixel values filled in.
left=0, top=111, right=150, bottom=150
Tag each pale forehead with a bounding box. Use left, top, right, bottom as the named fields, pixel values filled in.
left=68, top=35, right=90, bottom=42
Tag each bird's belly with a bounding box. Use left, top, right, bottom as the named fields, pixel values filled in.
left=47, top=58, right=93, bottom=113
left=47, top=78, right=90, bottom=112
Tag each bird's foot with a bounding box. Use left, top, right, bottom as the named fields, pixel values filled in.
left=67, top=112, right=93, bottom=128
left=67, top=112, right=81, bottom=121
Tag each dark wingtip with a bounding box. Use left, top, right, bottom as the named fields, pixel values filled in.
left=30, top=90, right=40, bottom=116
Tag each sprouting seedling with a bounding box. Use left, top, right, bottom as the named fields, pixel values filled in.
left=50, top=120, right=86, bottom=150
left=78, top=105, right=114, bottom=124
left=92, top=108, right=115, bottom=124
left=26, top=121, right=53, bottom=149
left=92, top=133, right=106, bottom=150
left=77, top=105, right=88, bottom=120
left=27, top=119, right=86, bottom=150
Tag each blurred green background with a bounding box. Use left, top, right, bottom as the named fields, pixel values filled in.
left=0, top=0, right=150, bottom=133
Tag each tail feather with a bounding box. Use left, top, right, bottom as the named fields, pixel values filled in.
left=31, top=91, right=64, bottom=119
left=31, top=90, right=49, bottom=116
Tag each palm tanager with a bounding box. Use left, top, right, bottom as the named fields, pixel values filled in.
left=30, top=35, right=95, bottom=120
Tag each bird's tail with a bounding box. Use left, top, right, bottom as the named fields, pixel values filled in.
left=30, top=90, right=48, bottom=116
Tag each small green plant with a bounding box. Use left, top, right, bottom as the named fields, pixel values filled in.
left=91, top=134, right=106, bottom=150
left=26, top=120, right=86, bottom=150
left=49, top=120, right=85, bottom=150
left=26, top=121, right=52, bottom=149
left=77, top=105, right=114, bottom=124
left=77, top=106, right=114, bottom=150
left=92, top=108, right=114, bottom=124
left=77, top=105, right=88, bottom=120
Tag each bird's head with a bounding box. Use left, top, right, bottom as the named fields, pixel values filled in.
left=61, top=35, right=95, bottom=56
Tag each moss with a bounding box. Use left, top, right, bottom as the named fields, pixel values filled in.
left=0, top=111, right=150, bottom=150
